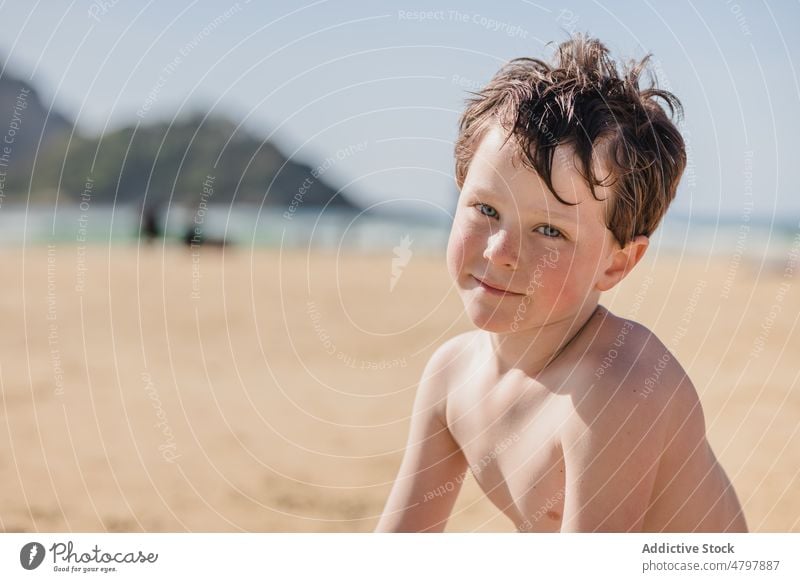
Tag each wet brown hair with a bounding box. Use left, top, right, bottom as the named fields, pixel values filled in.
left=455, top=34, right=686, bottom=247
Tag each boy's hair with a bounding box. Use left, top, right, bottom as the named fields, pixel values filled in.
left=455, top=34, right=686, bottom=247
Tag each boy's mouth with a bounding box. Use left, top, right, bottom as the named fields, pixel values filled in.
left=471, top=275, right=524, bottom=296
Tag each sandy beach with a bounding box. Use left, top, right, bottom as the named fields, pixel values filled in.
left=0, top=244, right=797, bottom=532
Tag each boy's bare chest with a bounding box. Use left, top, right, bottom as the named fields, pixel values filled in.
left=446, top=372, right=569, bottom=532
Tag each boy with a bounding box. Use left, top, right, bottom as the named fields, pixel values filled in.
left=376, top=35, right=747, bottom=532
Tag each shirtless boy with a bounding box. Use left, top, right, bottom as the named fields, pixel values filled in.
left=376, top=35, right=747, bottom=533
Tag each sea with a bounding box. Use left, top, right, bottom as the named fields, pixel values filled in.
left=1, top=204, right=798, bottom=263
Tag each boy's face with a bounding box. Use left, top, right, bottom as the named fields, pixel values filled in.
left=447, top=124, right=627, bottom=334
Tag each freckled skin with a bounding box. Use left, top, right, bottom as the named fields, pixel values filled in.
left=376, top=125, right=747, bottom=533
left=445, top=126, right=615, bottom=337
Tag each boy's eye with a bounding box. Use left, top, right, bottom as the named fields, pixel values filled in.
left=474, top=203, right=498, bottom=219
left=535, top=224, right=563, bottom=238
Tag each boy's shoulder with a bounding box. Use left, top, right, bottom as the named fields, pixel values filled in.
left=557, top=309, right=709, bottom=532
left=568, top=305, right=702, bottom=433
left=424, top=330, right=482, bottom=382
left=417, top=330, right=481, bottom=415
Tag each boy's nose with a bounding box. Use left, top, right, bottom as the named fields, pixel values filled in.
left=483, top=230, right=519, bottom=269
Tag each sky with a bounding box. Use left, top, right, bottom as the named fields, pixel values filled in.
left=0, top=0, right=798, bottom=221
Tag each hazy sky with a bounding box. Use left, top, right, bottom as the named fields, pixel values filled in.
left=1, top=0, right=798, bottom=220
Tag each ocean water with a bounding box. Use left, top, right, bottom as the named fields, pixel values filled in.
left=1, top=204, right=797, bottom=262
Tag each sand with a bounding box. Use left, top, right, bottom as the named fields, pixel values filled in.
left=0, top=244, right=797, bottom=532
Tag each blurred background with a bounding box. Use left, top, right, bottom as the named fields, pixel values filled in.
left=0, top=0, right=797, bottom=532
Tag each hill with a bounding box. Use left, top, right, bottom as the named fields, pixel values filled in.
left=0, top=69, right=360, bottom=213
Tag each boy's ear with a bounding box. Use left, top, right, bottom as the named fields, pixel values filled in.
left=595, top=235, right=649, bottom=292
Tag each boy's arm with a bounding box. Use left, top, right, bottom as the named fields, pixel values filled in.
left=559, top=356, right=679, bottom=532
left=374, top=340, right=468, bottom=532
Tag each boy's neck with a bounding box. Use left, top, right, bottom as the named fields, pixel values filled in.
left=484, top=302, right=603, bottom=378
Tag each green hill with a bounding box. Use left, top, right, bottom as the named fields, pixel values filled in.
left=0, top=69, right=360, bottom=213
